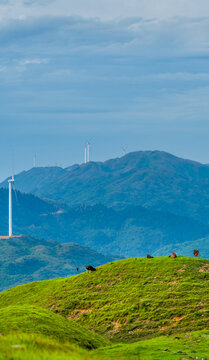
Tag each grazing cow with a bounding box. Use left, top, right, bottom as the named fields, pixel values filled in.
left=171, top=252, right=177, bottom=258
left=86, top=265, right=96, bottom=272
left=193, top=250, right=199, bottom=257
left=147, top=254, right=153, bottom=259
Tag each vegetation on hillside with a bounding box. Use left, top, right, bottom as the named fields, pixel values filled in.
left=0, top=305, right=107, bottom=349
left=0, top=331, right=209, bottom=360
left=1, top=257, right=208, bottom=343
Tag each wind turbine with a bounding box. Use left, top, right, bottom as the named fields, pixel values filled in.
left=33, top=153, right=37, bottom=168
left=84, top=146, right=87, bottom=164
left=84, top=142, right=90, bottom=163
left=87, top=142, right=90, bottom=162
left=122, top=146, right=128, bottom=156
left=8, top=176, right=15, bottom=237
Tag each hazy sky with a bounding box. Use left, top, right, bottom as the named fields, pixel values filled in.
left=0, top=0, right=209, bottom=180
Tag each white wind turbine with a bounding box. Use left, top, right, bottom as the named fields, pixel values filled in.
left=8, top=176, right=15, bottom=237
left=84, top=142, right=90, bottom=163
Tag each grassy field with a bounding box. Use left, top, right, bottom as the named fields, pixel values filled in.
left=0, top=257, right=209, bottom=342
left=94, top=330, right=209, bottom=359
left=0, top=333, right=89, bottom=360
left=0, top=257, right=208, bottom=359
left=0, top=331, right=209, bottom=359
left=0, top=305, right=108, bottom=349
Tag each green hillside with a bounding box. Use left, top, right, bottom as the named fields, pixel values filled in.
left=0, top=331, right=209, bottom=360
left=1, top=257, right=209, bottom=342
left=0, top=305, right=107, bottom=349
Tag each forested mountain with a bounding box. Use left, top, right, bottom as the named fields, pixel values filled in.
left=0, top=235, right=117, bottom=292
left=0, top=188, right=208, bottom=258
left=1, top=151, right=209, bottom=222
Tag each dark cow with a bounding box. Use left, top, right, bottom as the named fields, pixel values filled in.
left=86, top=265, right=96, bottom=272
left=147, top=254, right=153, bottom=259
left=171, top=252, right=177, bottom=258
left=193, top=250, right=199, bottom=257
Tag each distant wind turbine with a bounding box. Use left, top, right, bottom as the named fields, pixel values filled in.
left=84, top=146, right=87, bottom=164
left=87, top=142, right=90, bottom=162
left=8, top=176, right=15, bottom=237
left=84, top=142, right=91, bottom=163
left=33, top=153, right=37, bottom=168
left=122, top=146, right=128, bottom=156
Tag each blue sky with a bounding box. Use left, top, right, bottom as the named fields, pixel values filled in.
left=0, top=0, right=209, bottom=179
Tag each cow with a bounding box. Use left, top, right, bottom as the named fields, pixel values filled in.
left=86, top=265, right=96, bottom=272
left=193, top=250, right=199, bottom=257
left=147, top=254, right=153, bottom=259
left=171, top=252, right=177, bottom=258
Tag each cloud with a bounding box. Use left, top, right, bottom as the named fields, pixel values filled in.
left=19, top=58, right=49, bottom=66
left=23, top=0, right=54, bottom=5
left=0, top=15, right=209, bottom=59
left=1, top=0, right=209, bottom=21
left=0, top=12, right=208, bottom=176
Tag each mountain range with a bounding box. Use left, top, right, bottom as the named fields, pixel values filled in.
left=2, top=150, right=209, bottom=222
left=0, top=150, right=208, bottom=262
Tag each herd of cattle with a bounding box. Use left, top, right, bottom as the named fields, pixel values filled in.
left=85, top=250, right=200, bottom=272
left=147, top=249, right=199, bottom=259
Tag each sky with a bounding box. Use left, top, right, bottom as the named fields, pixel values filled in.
left=0, top=0, right=209, bottom=180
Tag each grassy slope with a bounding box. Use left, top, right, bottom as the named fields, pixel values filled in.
left=0, top=305, right=108, bottom=350
left=0, top=333, right=89, bottom=360
left=0, top=257, right=209, bottom=342
left=0, top=331, right=209, bottom=360
left=95, top=330, right=209, bottom=360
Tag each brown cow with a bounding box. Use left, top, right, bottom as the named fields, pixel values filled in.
left=86, top=265, right=96, bottom=272
left=171, top=252, right=177, bottom=258
left=147, top=254, right=153, bottom=259
left=193, top=250, right=199, bottom=257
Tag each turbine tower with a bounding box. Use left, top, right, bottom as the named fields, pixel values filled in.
left=84, top=146, right=87, bottom=164
left=8, top=176, right=14, bottom=237
left=87, top=142, right=90, bottom=162
left=33, top=153, right=37, bottom=168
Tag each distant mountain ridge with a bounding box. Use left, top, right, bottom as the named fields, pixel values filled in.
left=1, top=150, right=209, bottom=222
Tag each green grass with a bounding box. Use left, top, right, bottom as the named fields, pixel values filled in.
left=0, top=257, right=209, bottom=342
left=94, top=330, right=209, bottom=359
left=0, top=305, right=108, bottom=349
left=0, top=331, right=209, bottom=360
left=0, top=333, right=89, bottom=360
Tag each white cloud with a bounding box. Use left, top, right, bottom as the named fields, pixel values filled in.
left=19, top=58, right=49, bottom=66
left=0, top=0, right=209, bottom=21
left=0, top=66, right=6, bottom=72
